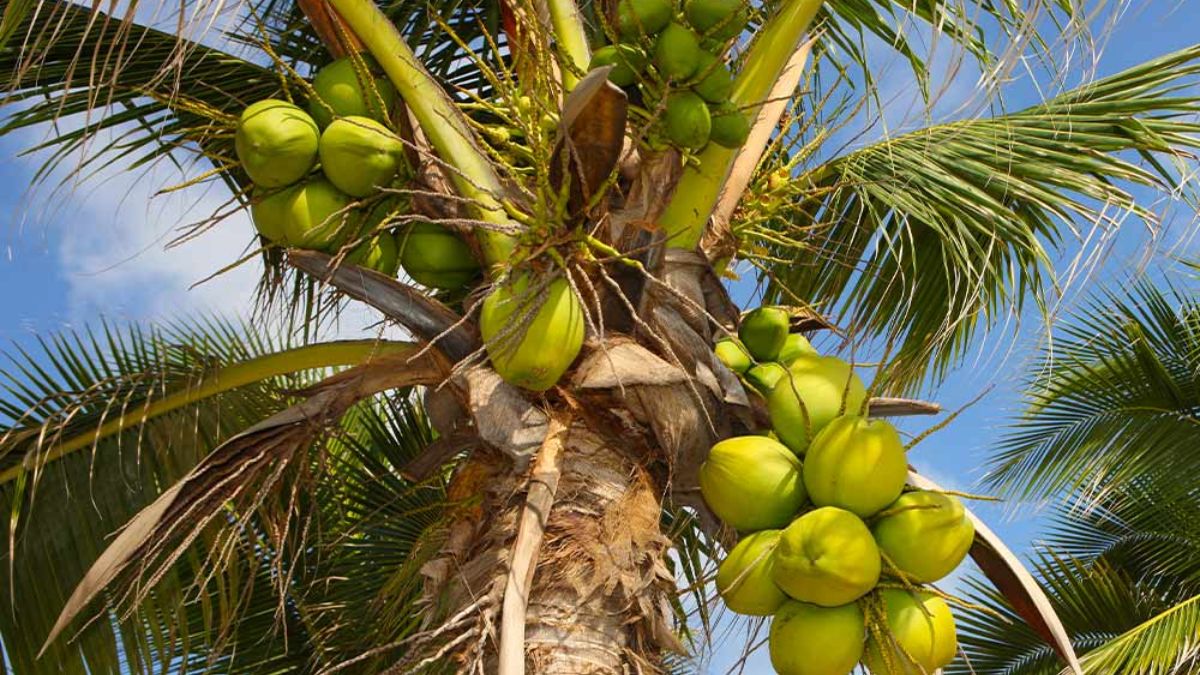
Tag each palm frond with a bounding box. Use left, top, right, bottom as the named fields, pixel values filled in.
left=750, top=45, right=1200, bottom=392
left=1076, top=593, right=1200, bottom=675
left=983, top=279, right=1200, bottom=501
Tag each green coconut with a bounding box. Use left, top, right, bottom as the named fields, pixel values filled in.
left=692, top=52, right=733, bottom=103
left=778, top=333, right=817, bottom=363
left=769, top=600, right=865, bottom=675
left=346, top=232, right=400, bottom=275
left=716, top=530, right=787, bottom=616
left=654, top=23, right=703, bottom=81
left=663, top=91, right=712, bottom=150
left=317, top=116, right=405, bottom=197
left=308, top=57, right=397, bottom=128
left=480, top=274, right=585, bottom=392
left=739, top=307, right=790, bottom=361
left=863, top=590, right=957, bottom=674
left=235, top=99, right=320, bottom=188
left=768, top=354, right=868, bottom=454
left=803, top=416, right=908, bottom=518
left=279, top=177, right=353, bottom=250
left=589, top=44, right=648, bottom=87
left=714, top=337, right=752, bottom=374
left=684, top=0, right=748, bottom=41
left=397, top=222, right=480, bottom=290
left=250, top=186, right=297, bottom=243
left=709, top=103, right=750, bottom=148
left=746, top=362, right=787, bottom=395
left=699, top=436, right=806, bottom=531
left=615, top=0, right=673, bottom=38
left=772, top=506, right=880, bottom=607
left=873, top=491, right=974, bottom=583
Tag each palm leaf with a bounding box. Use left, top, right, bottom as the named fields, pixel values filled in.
left=1076, top=593, right=1200, bottom=675
left=752, top=45, right=1200, bottom=392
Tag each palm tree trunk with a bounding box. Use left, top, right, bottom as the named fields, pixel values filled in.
left=419, top=418, right=680, bottom=673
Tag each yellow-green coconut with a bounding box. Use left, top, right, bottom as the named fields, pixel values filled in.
left=803, top=416, right=908, bottom=518
left=778, top=333, right=817, bottom=363
left=863, top=590, right=957, bottom=674
left=772, top=506, right=880, bottom=607
left=714, top=337, right=752, bottom=374
left=699, top=436, right=806, bottom=531
left=684, top=0, right=748, bottom=41
left=739, top=307, right=789, bottom=361
left=654, top=23, right=703, bottom=81
left=709, top=103, right=750, bottom=148
left=346, top=232, right=400, bottom=275
left=664, top=91, right=712, bottom=150
left=769, top=601, right=865, bottom=675
left=398, top=222, right=480, bottom=290
left=746, top=362, right=787, bottom=395
left=308, top=57, right=397, bottom=128
left=250, top=186, right=297, bottom=243
left=279, top=177, right=353, bottom=250
left=589, top=44, right=648, bottom=87
left=716, top=530, right=786, bottom=616
left=318, top=116, right=406, bottom=197
left=480, top=274, right=585, bottom=392
left=235, top=99, right=319, bottom=188
left=615, top=0, right=673, bottom=38
left=873, top=491, right=974, bottom=583
left=768, top=354, right=867, bottom=455
left=691, top=52, right=733, bottom=103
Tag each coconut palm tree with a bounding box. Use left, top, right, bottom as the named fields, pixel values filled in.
left=954, top=279, right=1200, bottom=675
left=1, top=0, right=1199, bottom=672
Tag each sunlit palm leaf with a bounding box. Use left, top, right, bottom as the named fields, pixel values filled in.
left=753, top=46, right=1200, bottom=392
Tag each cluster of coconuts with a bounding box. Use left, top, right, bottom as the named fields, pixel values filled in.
left=590, top=0, right=751, bottom=150
left=235, top=57, right=480, bottom=290
left=704, top=307, right=975, bottom=675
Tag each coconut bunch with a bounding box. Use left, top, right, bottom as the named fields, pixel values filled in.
left=235, top=56, right=480, bottom=291
left=590, top=0, right=751, bottom=151
left=702, top=308, right=975, bottom=675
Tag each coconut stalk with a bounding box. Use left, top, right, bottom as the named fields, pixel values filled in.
left=657, top=0, right=825, bottom=250
left=543, top=0, right=590, bottom=89
left=0, top=340, right=412, bottom=485
left=324, top=0, right=517, bottom=266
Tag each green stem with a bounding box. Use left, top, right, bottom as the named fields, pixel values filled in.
left=657, top=0, right=825, bottom=250
left=326, top=0, right=516, bottom=265
left=545, top=0, right=591, bottom=89
left=0, top=340, right=415, bottom=485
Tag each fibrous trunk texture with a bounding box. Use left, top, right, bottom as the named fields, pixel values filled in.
left=417, top=420, right=679, bottom=674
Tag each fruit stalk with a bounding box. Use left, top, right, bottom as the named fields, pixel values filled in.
left=544, top=0, right=591, bottom=89
left=325, top=0, right=517, bottom=265
left=657, top=0, right=825, bottom=250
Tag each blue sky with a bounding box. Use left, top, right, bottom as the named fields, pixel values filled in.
left=2, top=1, right=1200, bottom=673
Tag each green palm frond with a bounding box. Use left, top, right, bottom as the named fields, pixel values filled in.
left=750, top=45, right=1200, bottom=392
left=983, top=279, right=1200, bottom=501
left=952, top=553, right=1196, bottom=675
left=1076, top=593, right=1200, bottom=675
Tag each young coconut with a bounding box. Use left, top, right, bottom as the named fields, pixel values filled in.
left=768, top=354, right=867, bottom=455
left=863, top=589, right=957, bottom=674
left=714, top=337, right=752, bottom=374
left=803, top=416, right=908, bottom=518
left=873, top=491, right=975, bottom=583
left=769, top=601, right=865, bottom=675
left=716, top=530, right=787, bottom=616
left=308, top=57, right=398, bottom=128
left=778, top=332, right=817, bottom=363
left=739, top=307, right=790, bottom=361
left=654, top=23, right=703, bottom=81
left=709, top=103, right=750, bottom=148
left=279, top=177, right=353, bottom=250
left=691, top=51, right=733, bottom=103
left=589, top=44, right=648, bottom=87
left=318, top=117, right=406, bottom=197
left=398, top=222, right=480, bottom=290
left=235, top=100, right=319, bottom=188
left=684, top=0, right=749, bottom=41
left=772, top=506, right=880, bottom=607
left=614, top=0, right=673, bottom=39
left=480, top=273, right=585, bottom=392
left=250, top=186, right=297, bottom=243
left=746, top=362, right=787, bottom=395
left=346, top=232, right=400, bottom=276
left=699, top=436, right=806, bottom=531
left=664, top=91, right=712, bottom=150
